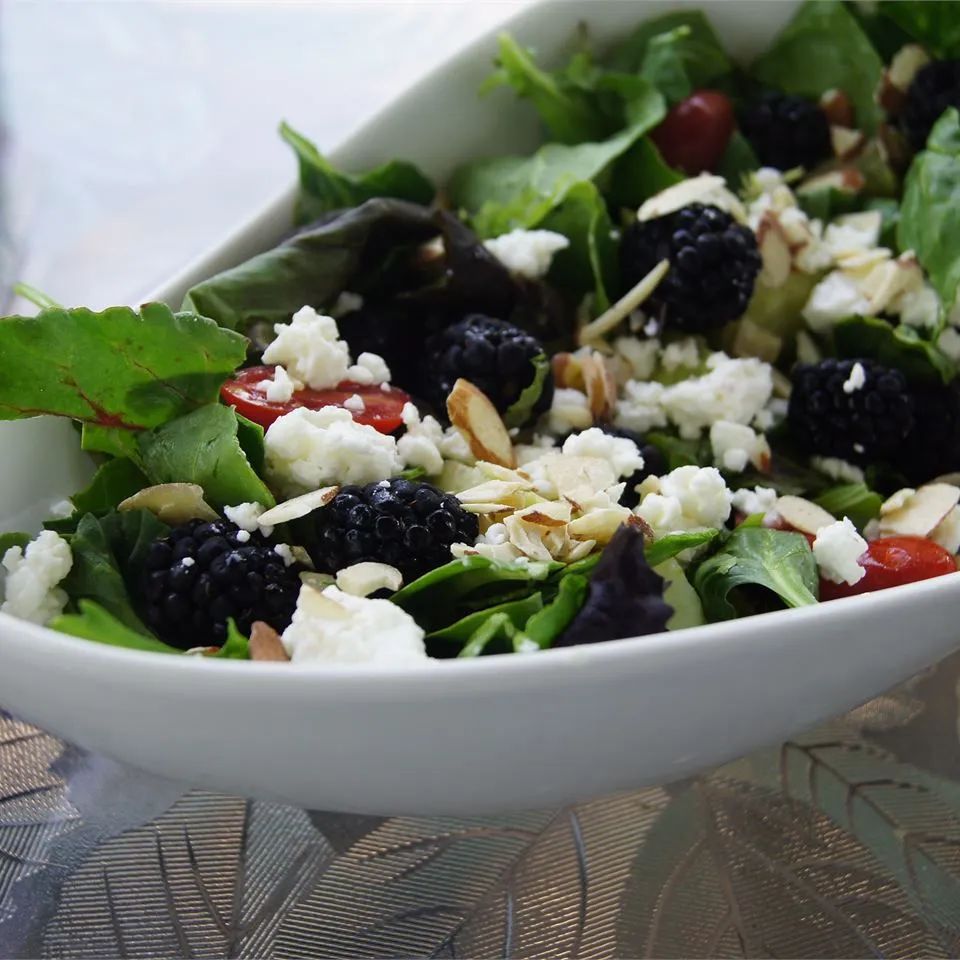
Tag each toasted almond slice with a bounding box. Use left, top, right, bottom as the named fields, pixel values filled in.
left=934, top=473, right=960, bottom=487
left=877, top=483, right=960, bottom=538
left=568, top=508, right=631, bottom=543
left=297, top=584, right=350, bottom=620
left=831, top=126, right=866, bottom=161
left=504, top=515, right=554, bottom=562
left=888, top=43, right=930, bottom=93
left=552, top=352, right=584, bottom=390
left=628, top=514, right=656, bottom=542
left=460, top=501, right=515, bottom=515
left=798, top=167, right=865, bottom=196
left=581, top=352, right=618, bottom=420
left=476, top=462, right=527, bottom=483
left=564, top=538, right=597, bottom=562
left=184, top=646, right=219, bottom=657
left=456, top=480, right=527, bottom=503
left=732, top=317, right=784, bottom=364
left=638, top=175, right=746, bottom=223
left=249, top=621, right=290, bottom=662
left=336, top=561, right=403, bottom=597
left=776, top=495, right=837, bottom=535
left=544, top=455, right=617, bottom=499
left=119, top=483, right=218, bottom=524
left=880, top=488, right=916, bottom=516
left=516, top=501, right=572, bottom=527
left=300, top=571, right=335, bottom=591
left=820, top=89, right=854, bottom=127
left=258, top=486, right=338, bottom=526
left=836, top=247, right=892, bottom=272
left=578, top=259, right=670, bottom=344
left=447, top=379, right=516, bottom=468
left=756, top=212, right=792, bottom=289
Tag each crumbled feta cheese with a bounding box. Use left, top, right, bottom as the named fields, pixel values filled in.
left=265, top=406, right=402, bottom=494
left=1, top=531, right=73, bottom=625
left=811, top=456, right=865, bottom=484
left=636, top=465, right=732, bottom=538
left=731, top=485, right=779, bottom=518
left=347, top=351, right=392, bottom=386
left=274, top=544, right=296, bottom=567
left=49, top=499, right=75, bottom=520
left=899, top=284, right=941, bottom=330
left=546, top=388, right=593, bottom=434
left=483, top=228, right=570, bottom=280
left=842, top=361, right=866, bottom=394
left=235, top=529, right=251, bottom=544
left=823, top=212, right=882, bottom=260
left=613, top=335, right=660, bottom=383
left=614, top=380, right=668, bottom=434
left=182, top=556, right=196, bottom=568
left=709, top=421, right=770, bottom=473
left=262, top=305, right=351, bottom=390
left=344, top=393, right=366, bottom=413
left=660, top=338, right=701, bottom=373
left=561, top=427, right=644, bottom=479
left=281, top=584, right=427, bottom=665
left=803, top=272, right=870, bottom=332
left=257, top=364, right=301, bottom=403
left=932, top=506, right=960, bottom=553
left=397, top=402, right=474, bottom=475
left=330, top=290, right=364, bottom=317
left=813, top=517, right=867, bottom=586
left=478, top=522, right=509, bottom=545
left=224, top=502, right=274, bottom=537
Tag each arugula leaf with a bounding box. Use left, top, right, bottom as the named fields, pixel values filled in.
left=899, top=109, right=960, bottom=311
left=716, top=132, right=760, bottom=190
left=608, top=137, right=684, bottom=210
left=0, top=303, right=247, bottom=429
left=427, top=593, right=543, bottom=650
left=503, top=353, right=552, bottom=428
left=70, top=458, right=148, bottom=516
left=878, top=1, right=960, bottom=59
left=523, top=573, right=588, bottom=649
left=0, top=532, right=30, bottom=554
left=751, top=0, right=884, bottom=135
left=556, top=523, right=672, bottom=647
left=63, top=510, right=170, bottom=635
left=213, top=619, right=250, bottom=659
left=657, top=558, right=705, bottom=630
left=646, top=529, right=721, bottom=566
left=137, top=404, right=275, bottom=510
left=833, top=315, right=955, bottom=384
left=814, top=483, right=882, bottom=530
left=51, top=600, right=181, bottom=655
left=693, top=527, right=818, bottom=621
left=280, top=122, right=435, bottom=225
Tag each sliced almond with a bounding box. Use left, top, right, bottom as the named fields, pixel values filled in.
left=775, top=495, right=837, bottom=535
left=638, top=174, right=746, bottom=223
left=119, top=483, right=218, bottom=524
left=456, top=479, right=527, bottom=504
left=476, top=462, right=527, bottom=483
left=888, top=44, right=931, bottom=93
left=459, top=501, right=515, bottom=516
left=297, top=584, right=350, bottom=620
left=831, top=126, right=866, bottom=162
left=820, top=89, right=854, bottom=128
left=446, top=378, right=516, bottom=468
left=564, top=538, right=597, bottom=562
left=798, top=167, right=865, bottom=196
left=755, top=212, right=792, bottom=288
left=249, top=621, right=290, bottom=662
left=552, top=352, right=584, bottom=390
left=581, top=352, right=617, bottom=421
left=258, top=486, right=338, bottom=526
left=336, top=561, right=403, bottom=597
left=877, top=483, right=960, bottom=538
left=515, top=500, right=571, bottom=527
left=504, top=515, right=554, bottom=562
left=578, top=259, right=670, bottom=344
left=880, top=488, right=916, bottom=516
left=300, top=571, right=335, bottom=591
left=544, top=455, right=617, bottom=500
left=568, top=508, right=631, bottom=543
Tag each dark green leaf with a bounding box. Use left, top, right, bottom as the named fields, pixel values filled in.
left=608, top=137, right=684, bottom=211
left=833, top=315, right=955, bottom=384
left=503, top=353, right=552, bottom=428
left=646, top=529, right=721, bottom=567
left=0, top=532, right=31, bottom=554
left=70, top=458, right=148, bottom=516
left=796, top=181, right=862, bottom=222
left=280, top=122, right=434, bottom=225
left=863, top=198, right=900, bottom=250
left=693, top=527, right=818, bottom=621
left=81, top=424, right=145, bottom=465
left=751, top=0, right=884, bottom=135
left=899, top=108, right=960, bottom=311
left=458, top=612, right=518, bottom=658
left=213, top=619, right=250, bottom=659
left=0, top=303, right=247, bottom=428
left=814, top=483, right=882, bottom=530
left=523, top=573, right=588, bottom=649
left=12, top=282, right=61, bottom=310
left=638, top=23, right=733, bottom=105
left=51, top=600, right=181, bottom=655
left=645, top=432, right=711, bottom=470
left=137, top=404, right=275, bottom=510
left=427, top=593, right=543, bottom=648
left=715, top=132, right=759, bottom=190
left=878, top=1, right=960, bottom=59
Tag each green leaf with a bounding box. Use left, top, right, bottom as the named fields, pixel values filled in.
left=63, top=510, right=170, bottom=635
left=864, top=198, right=900, bottom=250
left=12, top=282, right=61, bottom=310
left=0, top=303, right=247, bottom=429
left=645, top=432, right=711, bottom=471
left=280, top=121, right=435, bottom=225
left=522, top=573, right=588, bottom=649
left=646, top=529, right=721, bottom=567
left=899, top=108, right=960, bottom=311
left=608, top=137, right=684, bottom=210
left=213, top=619, right=250, bottom=659
left=51, top=600, right=181, bottom=655
left=751, top=0, right=884, bottom=135
left=427, top=593, right=543, bottom=650
left=796, top=182, right=862, bottom=222
left=878, top=1, right=960, bottom=59
left=715, top=132, right=759, bottom=190
left=693, top=527, right=818, bottom=621
left=458, top=612, right=518, bottom=658
left=137, top=404, right=275, bottom=510
left=657, top=558, right=705, bottom=630
left=81, top=424, right=145, bottom=465
left=814, top=483, right=882, bottom=530
left=0, top=532, right=31, bottom=554
left=503, top=353, right=552, bottom=428
left=70, top=458, right=148, bottom=516
left=833, top=315, right=955, bottom=384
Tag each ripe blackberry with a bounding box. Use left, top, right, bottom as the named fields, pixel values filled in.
left=620, top=204, right=761, bottom=333
left=739, top=92, right=832, bottom=171
left=894, top=381, right=960, bottom=484
left=141, top=520, right=301, bottom=650
left=788, top=358, right=915, bottom=463
left=308, top=479, right=479, bottom=583
left=423, top=315, right=553, bottom=423
left=901, top=60, right=960, bottom=151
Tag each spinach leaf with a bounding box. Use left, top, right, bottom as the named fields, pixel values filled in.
left=280, top=122, right=435, bottom=225
left=0, top=303, right=246, bottom=429
left=63, top=510, right=170, bottom=635
left=716, top=132, right=760, bottom=189
left=70, top=458, right=148, bottom=516
left=458, top=612, right=519, bottom=658
left=833, top=315, right=955, bottom=384
left=51, top=600, right=181, bottom=655
left=81, top=424, right=145, bottom=465
left=646, top=529, right=721, bottom=566
left=503, top=353, right=552, bottom=428
left=796, top=182, right=862, bottom=222
left=0, top=532, right=31, bottom=554
left=658, top=559, right=705, bottom=630
left=608, top=137, right=684, bottom=210
left=814, top=483, right=882, bottom=530
left=523, top=573, right=588, bottom=649
left=878, top=1, right=960, bottom=60
left=427, top=593, right=543, bottom=649
left=693, top=527, right=818, bottom=621
left=137, top=404, right=275, bottom=510
left=751, top=0, right=884, bottom=135
left=645, top=432, right=711, bottom=470
left=213, top=619, right=250, bottom=659
left=899, top=109, right=960, bottom=311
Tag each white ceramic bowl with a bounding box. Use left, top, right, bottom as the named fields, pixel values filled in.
left=2, top=0, right=959, bottom=816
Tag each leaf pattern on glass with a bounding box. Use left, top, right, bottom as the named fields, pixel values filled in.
left=41, top=792, right=332, bottom=958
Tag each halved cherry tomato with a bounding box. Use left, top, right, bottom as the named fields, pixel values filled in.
left=220, top=365, right=410, bottom=433
left=820, top=536, right=958, bottom=601
left=650, top=90, right=735, bottom=174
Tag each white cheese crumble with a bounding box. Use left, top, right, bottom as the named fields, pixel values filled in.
left=344, top=393, right=366, bottom=413
left=258, top=364, right=301, bottom=403
left=1, top=531, right=73, bottom=625
left=613, top=336, right=660, bottom=383
left=235, top=529, right=251, bottom=544
left=938, top=327, right=960, bottom=363
left=483, top=228, right=570, bottom=280
left=614, top=380, right=668, bottom=434
left=561, top=427, right=644, bottom=479
left=262, top=305, right=352, bottom=390
left=802, top=272, right=870, bottom=332
left=899, top=284, right=941, bottom=330
left=842, top=361, right=866, bottom=394
left=811, top=456, right=865, bottom=484
left=660, top=338, right=701, bottom=373
left=330, top=290, right=364, bottom=317
left=265, top=406, right=402, bottom=494
left=813, top=517, right=867, bottom=586
left=731, top=485, right=779, bottom=518
left=224, top=502, right=274, bottom=538
left=274, top=544, right=296, bottom=567
left=281, top=584, right=427, bottom=666
left=635, top=465, right=732, bottom=538
left=348, top=352, right=392, bottom=386
left=397, top=402, right=474, bottom=476
left=709, top=420, right=770, bottom=473
left=181, top=556, right=196, bottom=568
left=546, top=388, right=593, bottom=434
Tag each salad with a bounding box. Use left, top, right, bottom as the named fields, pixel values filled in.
left=2, top=0, right=960, bottom=666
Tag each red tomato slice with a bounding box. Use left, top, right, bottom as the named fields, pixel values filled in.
left=820, top=535, right=958, bottom=601
left=650, top=90, right=735, bottom=174
left=220, top=365, right=409, bottom=433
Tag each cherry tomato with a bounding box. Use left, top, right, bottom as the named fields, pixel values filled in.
left=220, top=365, right=410, bottom=433
left=650, top=90, right=735, bottom=174
left=820, top=536, right=958, bottom=601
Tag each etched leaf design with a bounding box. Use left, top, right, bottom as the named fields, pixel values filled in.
left=42, top=792, right=332, bottom=958
left=615, top=776, right=947, bottom=958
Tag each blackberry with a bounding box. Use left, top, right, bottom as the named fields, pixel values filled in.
left=141, top=519, right=301, bottom=650
left=788, top=358, right=915, bottom=463
left=620, top=204, right=761, bottom=334
left=308, top=479, right=479, bottom=583
left=894, top=381, right=960, bottom=485
left=901, top=60, right=960, bottom=151
left=739, top=92, right=832, bottom=171
left=423, top=315, right=553, bottom=423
